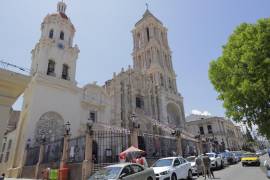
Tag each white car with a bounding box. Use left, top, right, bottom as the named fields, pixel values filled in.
left=88, top=163, right=156, bottom=180
left=186, top=156, right=197, bottom=175
left=206, top=153, right=223, bottom=169
left=152, top=157, right=193, bottom=180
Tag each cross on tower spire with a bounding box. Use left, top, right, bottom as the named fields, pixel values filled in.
left=146, top=3, right=149, bottom=10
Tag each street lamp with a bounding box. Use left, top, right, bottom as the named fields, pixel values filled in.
left=171, top=128, right=182, bottom=137
left=87, top=118, right=94, bottom=135
left=65, top=121, right=71, bottom=136
left=41, top=134, right=46, bottom=144
left=130, top=113, right=140, bottom=129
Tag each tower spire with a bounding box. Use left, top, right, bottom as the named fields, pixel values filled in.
left=146, top=3, right=149, bottom=10
left=57, top=1, right=67, bottom=14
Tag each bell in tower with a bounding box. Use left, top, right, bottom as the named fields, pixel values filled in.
left=30, top=1, right=79, bottom=83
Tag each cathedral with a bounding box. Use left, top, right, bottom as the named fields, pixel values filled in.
left=2, top=1, right=198, bottom=178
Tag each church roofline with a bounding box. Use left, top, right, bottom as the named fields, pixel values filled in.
left=135, top=9, right=163, bottom=27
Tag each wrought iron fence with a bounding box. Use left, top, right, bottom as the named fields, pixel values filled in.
left=93, top=130, right=130, bottom=164
left=67, top=136, right=85, bottom=163
left=42, top=138, right=63, bottom=164
left=139, top=133, right=177, bottom=158
left=182, top=139, right=197, bottom=157
left=25, top=146, right=40, bottom=166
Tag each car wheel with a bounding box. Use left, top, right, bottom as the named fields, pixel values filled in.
left=147, top=177, right=153, bottom=180
left=221, top=161, right=224, bottom=169
left=257, top=162, right=261, bottom=166
left=171, top=173, right=177, bottom=180
left=187, top=169, right=193, bottom=180
left=242, top=163, right=245, bottom=167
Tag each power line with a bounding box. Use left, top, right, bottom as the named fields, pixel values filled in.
left=0, top=60, right=30, bottom=73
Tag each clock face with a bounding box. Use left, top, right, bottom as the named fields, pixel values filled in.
left=58, top=43, right=64, bottom=49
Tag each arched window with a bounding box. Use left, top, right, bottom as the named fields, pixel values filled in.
left=49, top=29, right=54, bottom=39
left=146, top=27, right=150, bottom=42
left=62, top=64, right=69, bottom=80
left=60, top=31, right=64, bottom=40
left=136, top=96, right=144, bottom=109
left=47, top=60, right=55, bottom=76
left=160, top=74, right=164, bottom=86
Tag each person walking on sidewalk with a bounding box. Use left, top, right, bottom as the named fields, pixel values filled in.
left=202, top=153, right=215, bottom=179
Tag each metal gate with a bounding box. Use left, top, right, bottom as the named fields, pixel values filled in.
left=25, top=146, right=40, bottom=166
left=67, top=136, right=85, bottom=163
left=140, top=133, right=177, bottom=158
left=93, top=130, right=130, bottom=164
left=42, top=138, right=63, bottom=164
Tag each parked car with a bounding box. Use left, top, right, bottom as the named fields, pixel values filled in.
left=222, top=152, right=237, bottom=165
left=152, top=157, right=193, bottom=180
left=217, top=153, right=228, bottom=166
left=241, top=153, right=260, bottom=166
left=206, top=153, right=223, bottom=169
left=186, top=156, right=197, bottom=175
left=88, top=163, right=156, bottom=180
left=231, top=151, right=243, bottom=162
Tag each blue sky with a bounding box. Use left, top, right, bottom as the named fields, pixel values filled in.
left=1, top=0, right=270, bottom=117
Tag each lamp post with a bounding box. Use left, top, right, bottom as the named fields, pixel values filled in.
left=82, top=118, right=94, bottom=180
left=65, top=121, right=71, bottom=136
left=61, top=121, right=71, bottom=168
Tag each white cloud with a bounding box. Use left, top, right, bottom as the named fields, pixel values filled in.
left=191, top=109, right=212, bottom=116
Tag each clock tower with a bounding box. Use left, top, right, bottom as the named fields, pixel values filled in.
left=30, top=1, right=79, bottom=83
left=10, top=2, right=81, bottom=174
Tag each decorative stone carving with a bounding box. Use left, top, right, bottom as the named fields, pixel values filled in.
left=34, top=111, right=64, bottom=143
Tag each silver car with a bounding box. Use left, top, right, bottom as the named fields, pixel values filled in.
left=88, top=163, right=156, bottom=180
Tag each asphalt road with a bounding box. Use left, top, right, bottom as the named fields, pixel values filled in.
left=193, top=155, right=269, bottom=180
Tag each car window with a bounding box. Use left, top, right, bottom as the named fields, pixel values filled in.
left=131, top=164, right=144, bottom=173
left=120, top=165, right=133, bottom=177
left=173, top=158, right=181, bottom=166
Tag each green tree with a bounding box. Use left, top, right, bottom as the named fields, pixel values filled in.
left=209, top=18, right=270, bottom=138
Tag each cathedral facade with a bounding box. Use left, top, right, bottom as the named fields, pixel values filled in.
left=7, top=1, right=192, bottom=176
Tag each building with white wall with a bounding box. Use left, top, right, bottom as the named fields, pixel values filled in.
left=5, top=2, right=192, bottom=176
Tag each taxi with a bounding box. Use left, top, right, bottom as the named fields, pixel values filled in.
left=241, top=152, right=260, bottom=166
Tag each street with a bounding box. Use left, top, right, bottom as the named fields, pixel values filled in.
left=194, top=155, right=269, bottom=180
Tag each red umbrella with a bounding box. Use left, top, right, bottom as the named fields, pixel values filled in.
left=119, top=146, right=145, bottom=162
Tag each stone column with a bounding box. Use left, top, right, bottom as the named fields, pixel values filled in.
left=60, top=135, right=70, bottom=168
left=82, top=132, right=93, bottom=180
left=131, top=128, right=139, bottom=148
left=176, top=134, right=182, bottom=156
left=34, top=144, right=45, bottom=179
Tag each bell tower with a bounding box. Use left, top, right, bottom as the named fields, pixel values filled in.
left=30, top=1, right=79, bottom=83
left=132, top=8, right=177, bottom=93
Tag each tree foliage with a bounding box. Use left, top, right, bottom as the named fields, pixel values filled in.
left=209, top=18, right=270, bottom=138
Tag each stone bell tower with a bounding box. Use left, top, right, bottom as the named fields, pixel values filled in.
left=9, top=2, right=80, bottom=176
left=30, top=1, right=79, bottom=83
left=132, top=8, right=177, bottom=93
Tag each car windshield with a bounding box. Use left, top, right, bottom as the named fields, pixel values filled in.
left=88, top=167, right=121, bottom=180
left=206, top=153, right=215, bottom=158
left=186, top=157, right=196, bottom=162
left=243, top=153, right=256, bottom=157
left=152, top=159, right=173, bottom=167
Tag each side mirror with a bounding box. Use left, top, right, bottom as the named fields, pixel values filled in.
left=119, top=173, right=127, bottom=179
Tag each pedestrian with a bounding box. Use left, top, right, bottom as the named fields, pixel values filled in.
left=0, top=173, right=5, bottom=180
left=195, top=156, right=203, bottom=177
left=202, top=153, right=214, bottom=179
left=268, top=148, right=270, bottom=158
